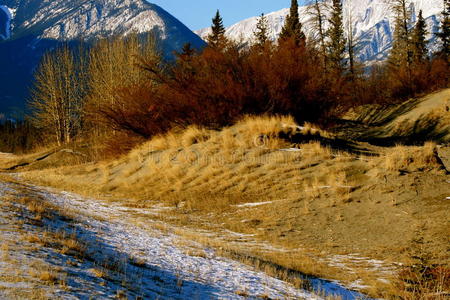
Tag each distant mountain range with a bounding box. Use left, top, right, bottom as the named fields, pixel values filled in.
left=196, top=0, right=444, bottom=63
left=0, top=0, right=445, bottom=117
left=0, top=0, right=205, bottom=116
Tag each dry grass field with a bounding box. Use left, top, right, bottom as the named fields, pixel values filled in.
left=1, top=89, right=449, bottom=299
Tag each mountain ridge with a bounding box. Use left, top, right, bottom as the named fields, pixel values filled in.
left=195, top=0, right=444, bottom=63
left=0, top=0, right=205, bottom=115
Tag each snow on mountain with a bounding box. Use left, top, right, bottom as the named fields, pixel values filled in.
left=195, top=0, right=444, bottom=62
left=0, top=0, right=205, bottom=114
left=0, top=5, right=13, bottom=40
left=1, top=0, right=204, bottom=50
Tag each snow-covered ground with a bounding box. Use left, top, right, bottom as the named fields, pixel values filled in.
left=0, top=180, right=372, bottom=299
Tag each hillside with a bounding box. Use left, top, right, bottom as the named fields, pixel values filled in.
left=2, top=89, right=449, bottom=299
left=0, top=0, right=204, bottom=46
left=2, top=177, right=346, bottom=299
left=196, top=0, right=443, bottom=63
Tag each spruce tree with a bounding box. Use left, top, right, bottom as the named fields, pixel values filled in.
left=181, top=43, right=195, bottom=57
left=308, top=0, right=327, bottom=65
left=437, top=0, right=450, bottom=63
left=207, top=10, right=226, bottom=48
left=327, top=0, right=346, bottom=73
left=388, top=0, right=412, bottom=68
left=177, top=42, right=195, bottom=61
left=388, top=0, right=416, bottom=95
left=254, top=13, right=270, bottom=47
left=279, top=0, right=306, bottom=46
left=346, top=10, right=358, bottom=78
left=411, top=10, right=428, bottom=64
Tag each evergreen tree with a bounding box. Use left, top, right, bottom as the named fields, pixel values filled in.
left=181, top=43, right=195, bottom=58
left=279, top=0, right=306, bottom=46
left=327, top=0, right=346, bottom=73
left=207, top=10, right=226, bottom=48
left=254, top=13, right=270, bottom=47
left=346, top=8, right=358, bottom=78
left=307, top=0, right=327, bottom=66
left=411, top=10, right=428, bottom=64
left=388, top=0, right=412, bottom=68
left=437, top=0, right=450, bottom=63
left=388, top=0, right=415, bottom=96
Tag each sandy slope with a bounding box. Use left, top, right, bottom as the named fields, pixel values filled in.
left=0, top=179, right=369, bottom=299
left=343, top=89, right=450, bottom=144
left=1, top=90, right=449, bottom=299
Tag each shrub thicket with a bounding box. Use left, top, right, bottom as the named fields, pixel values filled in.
left=13, top=3, right=449, bottom=155
left=0, top=120, right=43, bottom=153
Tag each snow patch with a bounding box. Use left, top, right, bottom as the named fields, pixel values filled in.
left=347, top=279, right=370, bottom=290
left=14, top=184, right=320, bottom=299
left=1, top=180, right=372, bottom=299
left=0, top=5, right=13, bottom=40
left=279, top=148, right=303, bottom=152
left=235, top=201, right=274, bottom=207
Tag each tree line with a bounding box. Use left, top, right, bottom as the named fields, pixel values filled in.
left=1, top=0, right=449, bottom=155
left=0, top=119, right=42, bottom=153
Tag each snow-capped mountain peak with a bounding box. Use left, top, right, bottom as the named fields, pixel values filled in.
left=1, top=0, right=204, bottom=49
left=0, top=5, right=14, bottom=40
left=0, top=0, right=205, bottom=114
left=195, top=0, right=444, bottom=62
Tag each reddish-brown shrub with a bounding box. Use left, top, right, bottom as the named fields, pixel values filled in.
left=139, top=38, right=346, bottom=130
left=87, top=36, right=448, bottom=154
left=97, top=83, right=176, bottom=139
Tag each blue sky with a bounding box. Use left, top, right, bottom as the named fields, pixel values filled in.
left=150, top=1, right=307, bottom=31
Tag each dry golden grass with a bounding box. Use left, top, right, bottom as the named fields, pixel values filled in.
left=0, top=181, right=118, bottom=298
left=237, top=114, right=296, bottom=135
left=234, top=290, right=250, bottom=297
left=89, top=268, right=107, bottom=279
left=23, top=233, right=43, bottom=244
left=7, top=113, right=449, bottom=299
left=184, top=248, right=208, bottom=258
left=59, top=236, right=86, bottom=256
left=27, top=201, right=46, bottom=215
left=170, top=226, right=367, bottom=298
left=16, top=116, right=311, bottom=201
left=8, top=194, right=89, bottom=259
left=16, top=116, right=340, bottom=205
left=28, top=267, right=59, bottom=284
left=0, top=181, right=138, bottom=298
left=1, top=242, right=10, bottom=252
left=298, top=122, right=334, bottom=139
left=301, top=141, right=333, bottom=160
left=393, top=264, right=450, bottom=300
left=38, top=271, right=58, bottom=283
left=181, top=125, right=212, bottom=147
left=384, top=142, right=440, bottom=172
left=0, top=149, right=48, bottom=169
left=1, top=242, right=11, bottom=262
